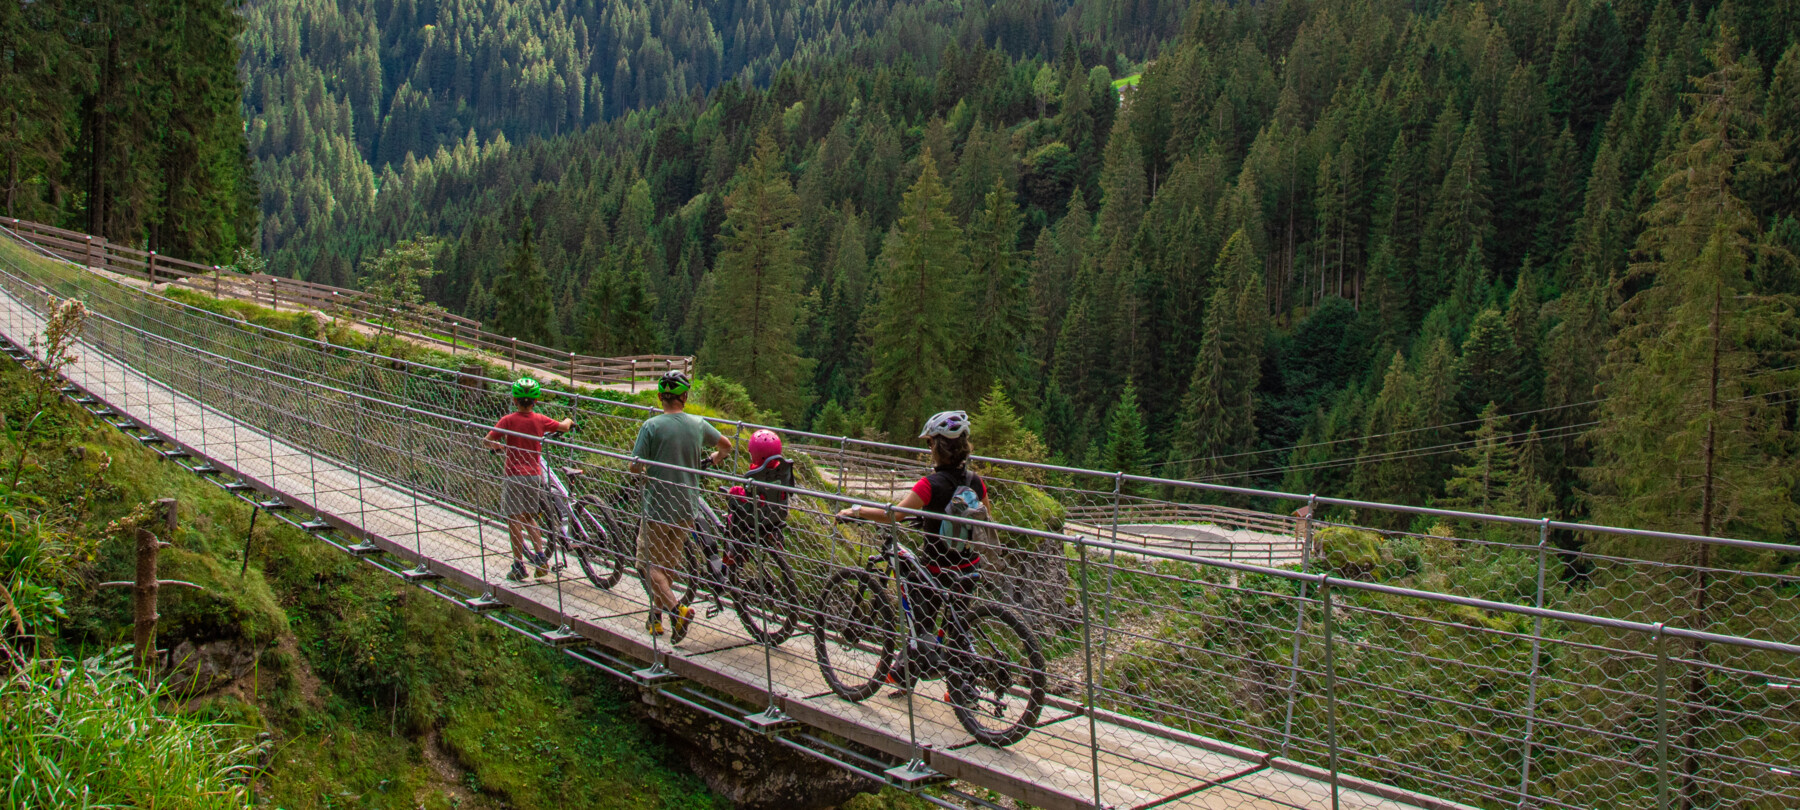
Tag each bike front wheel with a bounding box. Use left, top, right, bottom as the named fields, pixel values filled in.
left=947, top=604, right=1046, bottom=747
left=813, top=569, right=897, bottom=702
left=731, top=543, right=800, bottom=645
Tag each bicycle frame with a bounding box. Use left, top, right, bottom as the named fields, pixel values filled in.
left=866, top=525, right=973, bottom=654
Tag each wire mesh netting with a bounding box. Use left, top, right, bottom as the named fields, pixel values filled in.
left=3, top=230, right=1797, bottom=809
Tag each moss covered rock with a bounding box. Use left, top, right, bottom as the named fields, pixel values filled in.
left=1317, top=526, right=1383, bottom=580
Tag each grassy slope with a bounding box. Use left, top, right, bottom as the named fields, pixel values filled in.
left=15, top=360, right=725, bottom=809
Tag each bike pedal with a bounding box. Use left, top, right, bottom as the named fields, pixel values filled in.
left=705, top=605, right=725, bottom=619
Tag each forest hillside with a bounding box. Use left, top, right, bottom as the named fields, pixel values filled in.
left=4, top=0, right=1797, bottom=543
left=258, top=0, right=1800, bottom=542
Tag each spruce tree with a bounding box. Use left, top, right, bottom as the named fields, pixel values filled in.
left=963, top=178, right=1032, bottom=403
left=1169, top=230, right=1264, bottom=484
left=702, top=135, right=812, bottom=422
left=971, top=383, right=1048, bottom=468
left=1098, top=380, right=1148, bottom=482
left=861, top=151, right=967, bottom=439
left=1588, top=30, right=1798, bottom=548
left=1353, top=352, right=1426, bottom=526
left=494, top=220, right=555, bottom=346
left=1443, top=404, right=1554, bottom=537
left=1457, top=308, right=1524, bottom=417
left=1586, top=35, right=1800, bottom=806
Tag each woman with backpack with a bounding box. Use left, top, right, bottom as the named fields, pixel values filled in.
left=835, top=410, right=989, bottom=688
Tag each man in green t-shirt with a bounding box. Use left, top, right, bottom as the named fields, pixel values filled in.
left=630, top=371, right=730, bottom=642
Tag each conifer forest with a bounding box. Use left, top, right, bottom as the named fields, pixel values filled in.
left=4, top=0, right=1799, bottom=542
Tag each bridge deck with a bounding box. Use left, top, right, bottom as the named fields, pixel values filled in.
left=2, top=281, right=1464, bottom=810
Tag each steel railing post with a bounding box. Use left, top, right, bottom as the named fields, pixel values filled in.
left=1076, top=535, right=1103, bottom=810
left=1518, top=517, right=1550, bottom=807
left=1323, top=577, right=1340, bottom=810
left=1655, top=624, right=1671, bottom=810
left=1281, top=494, right=1318, bottom=757
left=1096, top=471, right=1124, bottom=688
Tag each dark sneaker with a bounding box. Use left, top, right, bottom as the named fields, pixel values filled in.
left=669, top=605, right=696, bottom=644
left=645, top=609, right=664, bottom=636
left=505, top=561, right=528, bottom=582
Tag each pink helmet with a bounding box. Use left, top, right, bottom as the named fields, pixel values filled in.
left=747, top=429, right=783, bottom=466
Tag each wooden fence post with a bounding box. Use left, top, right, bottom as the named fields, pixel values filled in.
left=95, top=499, right=204, bottom=674
left=568, top=351, right=576, bottom=383
left=133, top=499, right=175, bottom=671
left=510, top=337, right=518, bottom=371
left=212, top=266, right=221, bottom=296
left=147, top=251, right=158, bottom=284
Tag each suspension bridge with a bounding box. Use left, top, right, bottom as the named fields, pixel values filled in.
left=3, top=226, right=1796, bottom=810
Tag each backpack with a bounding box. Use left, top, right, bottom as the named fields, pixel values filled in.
left=938, top=471, right=990, bottom=554
left=727, top=455, right=794, bottom=545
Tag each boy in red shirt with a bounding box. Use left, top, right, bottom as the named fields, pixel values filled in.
left=484, top=377, right=574, bottom=581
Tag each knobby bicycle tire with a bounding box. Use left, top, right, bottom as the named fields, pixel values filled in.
left=730, top=541, right=799, bottom=644
left=569, top=501, right=626, bottom=589
left=947, top=603, right=1046, bottom=747
left=813, top=568, right=898, bottom=702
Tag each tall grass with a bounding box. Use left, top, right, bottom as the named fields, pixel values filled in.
left=0, top=655, right=255, bottom=808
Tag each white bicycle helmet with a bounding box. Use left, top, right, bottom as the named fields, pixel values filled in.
left=919, top=410, right=970, bottom=440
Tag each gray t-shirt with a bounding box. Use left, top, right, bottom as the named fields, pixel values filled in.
left=632, top=411, right=723, bottom=523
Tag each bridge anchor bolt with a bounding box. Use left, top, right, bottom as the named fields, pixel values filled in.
left=744, top=705, right=796, bottom=737
left=463, top=592, right=506, bottom=612
left=540, top=626, right=585, bottom=648
left=884, top=758, right=945, bottom=790
left=401, top=564, right=442, bottom=583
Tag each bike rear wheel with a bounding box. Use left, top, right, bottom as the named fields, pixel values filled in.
left=731, top=541, right=800, bottom=645
left=813, top=569, right=897, bottom=702
left=947, top=604, right=1045, bottom=747
left=569, top=502, right=626, bottom=589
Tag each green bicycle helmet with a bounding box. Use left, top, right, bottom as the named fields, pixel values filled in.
left=657, top=370, right=692, bottom=396
left=510, top=376, right=543, bottom=400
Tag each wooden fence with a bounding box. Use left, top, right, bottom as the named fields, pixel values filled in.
left=1063, top=501, right=1301, bottom=539
left=2, top=217, right=692, bottom=389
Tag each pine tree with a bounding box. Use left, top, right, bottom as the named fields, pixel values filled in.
left=861, top=151, right=967, bottom=439
left=963, top=178, right=1032, bottom=402
left=1585, top=35, right=1800, bottom=806
left=971, top=383, right=1048, bottom=468
left=1169, top=230, right=1263, bottom=484
left=494, top=220, right=555, bottom=346
left=1443, top=404, right=1554, bottom=532
left=1588, top=29, right=1798, bottom=548
left=1098, top=380, right=1148, bottom=481
left=1423, top=119, right=1493, bottom=306
left=702, top=135, right=812, bottom=422
left=1353, top=352, right=1426, bottom=526
left=581, top=253, right=660, bottom=356
left=1457, top=308, right=1524, bottom=417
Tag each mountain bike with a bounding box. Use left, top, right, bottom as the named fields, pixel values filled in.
left=535, top=464, right=634, bottom=590
left=813, top=519, right=1045, bottom=747
left=499, top=424, right=630, bottom=590
left=673, top=457, right=801, bottom=644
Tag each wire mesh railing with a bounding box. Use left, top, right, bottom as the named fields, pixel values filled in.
left=3, top=229, right=1798, bottom=809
